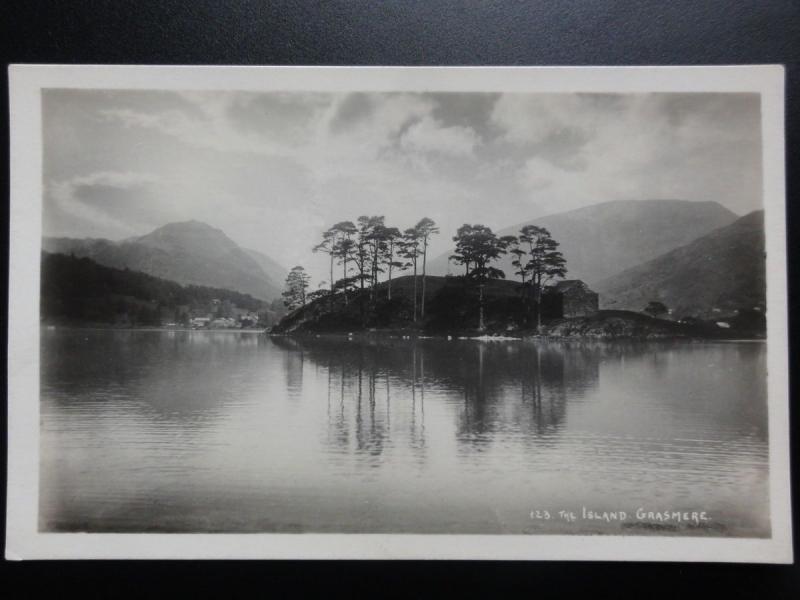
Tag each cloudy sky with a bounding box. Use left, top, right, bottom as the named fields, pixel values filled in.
left=42, top=89, right=762, bottom=284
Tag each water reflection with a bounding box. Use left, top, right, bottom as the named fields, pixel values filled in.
left=42, top=330, right=268, bottom=421
left=282, top=336, right=602, bottom=452
left=40, top=329, right=769, bottom=536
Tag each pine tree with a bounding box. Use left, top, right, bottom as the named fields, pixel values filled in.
left=518, top=225, right=567, bottom=331
left=450, top=224, right=512, bottom=330
left=282, top=266, right=311, bottom=311
left=415, top=217, right=439, bottom=320
left=399, top=227, right=422, bottom=322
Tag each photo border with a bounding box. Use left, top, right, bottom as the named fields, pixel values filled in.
left=6, top=64, right=791, bottom=562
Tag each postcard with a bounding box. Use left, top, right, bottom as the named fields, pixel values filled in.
left=6, top=65, right=791, bottom=561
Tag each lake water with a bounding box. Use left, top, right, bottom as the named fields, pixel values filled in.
left=39, top=329, right=770, bottom=536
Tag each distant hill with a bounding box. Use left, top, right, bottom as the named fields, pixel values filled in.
left=594, top=210, right=766, bottom=318
left=40, top=251, right=270, bottom=326
left=427, top=199, right=738, bottom=284
left=43, top=221, right=285, bottom=301
left=242, top=247, right=288, bottom=292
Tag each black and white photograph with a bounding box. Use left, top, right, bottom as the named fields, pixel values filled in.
left=5, top=65, right=791, bottom=561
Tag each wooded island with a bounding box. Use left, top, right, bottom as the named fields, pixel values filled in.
left=274, top=216, right=764, bottom=339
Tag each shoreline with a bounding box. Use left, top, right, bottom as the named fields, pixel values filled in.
left=42, top=324, right=267, bottom=334
left=40, top=324, right=765, bottom=343
left=267, top=329, right=766, bottom=344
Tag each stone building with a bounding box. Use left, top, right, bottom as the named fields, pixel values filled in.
left=545, top=280, right=599, bottom=318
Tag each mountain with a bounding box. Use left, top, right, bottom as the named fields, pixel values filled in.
left=43, top=221, right=285, bottom=301
left=594, top=210, right=766, bottom=318
left=427, top=199, right=738, bottom=285
left=242, top=247, right=288, bottom=292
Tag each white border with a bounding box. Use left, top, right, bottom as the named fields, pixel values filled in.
left=6, top=65, right=792, bottom=562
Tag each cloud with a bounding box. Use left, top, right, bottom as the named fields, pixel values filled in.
left=50, top=171, right=161, bottom=211
left=100, top=105, right=283, bottom=158
left=328, top=93, right=376, bottom=134
left=326, top=93, right=434, bottom=151
left=48, top=171, right=163, bottom=236
left=43, top=90, right=763, bottom=285
left=517, top=157, right=560, bottom=192
left=97, top=91, right=442, bottom=183
left=399, top=116, right=480, bottom=158
left=98, top=91, right=329, bottom=159
left=494, top=93, right=762, bottom=214
left=491, top=94, right=599, bottom=146
left=52, top=171, right=161, bottom=193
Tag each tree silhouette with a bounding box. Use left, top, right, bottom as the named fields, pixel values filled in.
left=399, top=227, right=423, bottom=322
left=449, top=224, right=476, bottom=276
left=365, top=217, right=389, bottom=301
left=643, top=301, right=668, bottom=319
left=330, top=221, right=357, bottom=305
left=282, top=265, right=310, bottom=310
left=381, top=226, right=403, bottom=300
left=518, top=225, right=567, bottom=331
left=415, top=217, right=439, bottom=319
left=450, top=224, right=512, bottom=330
left=507, top=236, right=528, bottom=285
left=313, top=226, right=338, bottom=310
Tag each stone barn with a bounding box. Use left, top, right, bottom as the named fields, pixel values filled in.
left=546, top=280, right=599, bottom=318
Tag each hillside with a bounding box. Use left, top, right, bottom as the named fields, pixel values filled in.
left=427, top=199, right=738, bottom=284
left=594, top=210, right=766, bottom=318
left=243, top=247, right=288, bottom=290
left=40, top=251, right=271, bottom=326
left=273, top=273, right=762, bottom=339
left=43, top=221, right=285, bottom=301
left=273, top=275, right=527, bottom=334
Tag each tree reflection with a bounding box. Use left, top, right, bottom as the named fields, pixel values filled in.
left=409, top=344, right=426, bottom=452
left=275, top=335, right=603, bottom=455
left=455, top=342, right=599, bottom=444
left=270, top=335, right=305, bottom=398
left=353, top=352, right=389, bottom=456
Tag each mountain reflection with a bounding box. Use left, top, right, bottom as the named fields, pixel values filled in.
left=269, top=336, right=603, bottom=453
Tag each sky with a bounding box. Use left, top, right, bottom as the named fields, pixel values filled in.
left=42, top=89, right=763, bottom=286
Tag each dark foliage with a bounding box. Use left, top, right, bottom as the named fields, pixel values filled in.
left=275, top=275, right=570, bottom=335
left=728, top=308, right=767, bottom=337
left=41, top=252, right=266, bottom=325
left=424, top=282, right=563, bottom=332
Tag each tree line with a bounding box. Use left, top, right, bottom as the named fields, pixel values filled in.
left=283, top=216, right=439, bottom=320
left=41, top=251, right=268, bottom=325
left=449, top=224, right=566, bottom=329
left=283, top=218, right=567, bottom=331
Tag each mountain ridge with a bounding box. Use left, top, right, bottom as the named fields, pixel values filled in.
left=43, top=220, right=287, bottom=301
left=594, top=210, right=765, bottom=318
left=427, top=199, right=739, bottom=284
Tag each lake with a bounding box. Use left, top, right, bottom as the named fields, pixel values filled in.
left=39, top=328, right=770, bottom=536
